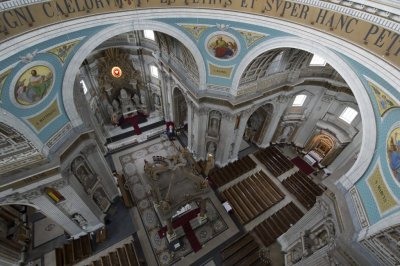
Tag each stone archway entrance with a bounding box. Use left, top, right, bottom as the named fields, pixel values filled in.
left=172, top=87, right=188, bottom=128
left=244, top=104, right=273, bottom=145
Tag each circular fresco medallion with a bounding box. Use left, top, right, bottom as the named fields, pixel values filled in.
left=111, top=66, right=122, bottom=78
left=207, top=33, right=239, bottom=60
left=387, top=126, right=400, bottom=183
left=14, top=65, right=54, bottom=106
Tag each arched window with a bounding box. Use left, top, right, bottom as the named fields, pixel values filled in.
left=267, top=51, right=283, bottom=74
left=339, top=107, right=358, bottom=124
left=292, top=94, right=307, bottom=106
left=80, top=80, right=88, bottom=94
left=150, top=65, right=159, bottom=78
left=310, top=54, right=326, bottom=66
left=144, top=30, right=155, bottom=41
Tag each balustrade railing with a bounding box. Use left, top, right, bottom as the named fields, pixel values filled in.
left=0, top=0, right=49, bottom=11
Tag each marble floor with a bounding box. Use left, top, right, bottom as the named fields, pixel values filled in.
left=112, top=138, right=240, bottom=266
left=109, top=139, right=323, bottom=265
left=25, top=138, right=313, bottom=266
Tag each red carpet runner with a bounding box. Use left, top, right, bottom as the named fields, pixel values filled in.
left=157, top=208, right=202, bottom=251
left=122, top=116, right=142, bottom=135
left=182, top=222, right=201, bottom=252
left=291, top=156, right=315, bottom=175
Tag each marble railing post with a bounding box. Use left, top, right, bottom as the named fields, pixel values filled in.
left=198, top=198, right=207, bottom=224
left=166, top=217, right=176, bottom=241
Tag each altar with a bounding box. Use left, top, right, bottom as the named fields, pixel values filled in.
left=304, top=150, right=323, bottom=166
left=304, top=154, right=317, bottom=166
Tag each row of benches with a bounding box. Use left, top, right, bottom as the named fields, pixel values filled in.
left=282, top=171, right=325, bottom=210
left=56, top=234, right=92, bottom=266
left=254, top=146, right=294, bottom=177
left=86, top=242, right=141, bottom=266
left=252, top=202, right=304, bottom=247
left=221, top=171, right=284, bottom=224
left=210, top=155, right=257, bottom=187
left=220, top=233, right=265, bottom=266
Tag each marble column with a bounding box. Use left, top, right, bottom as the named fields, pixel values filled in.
left=198, top=198, right=207, bottom=224
left=57, top=184, right=104, bottom=233
left=261, top=100, right=287, bottom=147
left=203, top=154, right=215, bottom=176
left=152, top=185, right=161, bottom=207
left=191, top=106, right=208, bottom=160
left=186, top=101, right=194, bottom=151
left=216, top=112, right=237, bottom=166
left=82, top=142, right=119, bottom=200
left=229, top=111, right=253, bottom=161
left=166, top=217, right=176, bottom=241
left=160, top=69, right=171, bottom=121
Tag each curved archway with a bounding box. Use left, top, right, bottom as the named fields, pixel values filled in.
left=232, top=37, right=376, bottom=189
left=0, top=108, right=47, bottom=156
left=243, top=103, right=274, bottom=145
left=172, top=87, right=188, bottom=128
left=62, top=19, right=206, bottom=127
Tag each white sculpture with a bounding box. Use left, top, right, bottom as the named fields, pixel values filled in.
left=119, top=89, right=136, bottom=116
left=133, top=93, right=140, bottom=106
left=72, top=213, right=88, bottom=229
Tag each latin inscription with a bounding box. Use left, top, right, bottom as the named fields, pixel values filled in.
left=367, top=166, right=398, bottom=214
left=27, top=99, right=61, bottom=131
left=0, top=0, right=399, bottom=67
left=209, top=63, right=233, bottom=78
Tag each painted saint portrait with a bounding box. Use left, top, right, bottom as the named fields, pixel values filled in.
left=71, top=156, right=98, bottom=193
left=207, top=34, right=238, bottom=60
left=388, top=127, right=400, bottom=183
left=14, top=65, right=53, bottom=106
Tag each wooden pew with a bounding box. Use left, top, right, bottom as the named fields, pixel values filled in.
left=237, top=182, right=264, bottom=213
left=117, top=247, right=129, bottom=266
left=55, top=247, right=64, bottom=266
left=246, top=176, right=273, bottom=207
left=92, top=260, right=102, bottom=266
left=220, top=234, right=254, bottom=260
left=231, top=186, right=258, bottom=218
left=237, top=252, right=263, bottom=266
left=81, top=234, right=92, bottom=258
left=223, top=240, right=258, bottom=266
left=222, top=190, right=247, bottom=224
left=254, top=172, right=281, bottom=204
left=100, top=256, right=111, bottom=266
left=109, top=251, right=120, bottom=266
left=63, top=243, right=74, bottom=266
left=242, top=178, right=269, bottom=210
left=116, top=174, right=135, bottom=208
left=72, top=237, right=83, bottom=262
left=257, top=172, right=284, bottom=201
left=124, top=243, right=140, bottom=266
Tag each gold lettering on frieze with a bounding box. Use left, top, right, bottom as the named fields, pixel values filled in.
left=0, top=1, right=399, bottom=67
left=27, top=99, right=61, bottom=132
left=209, top=63, right=233, bottom=78
left=367, top=166, right=398, bottom=214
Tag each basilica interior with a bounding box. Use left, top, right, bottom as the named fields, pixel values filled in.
left=1, top=1, right=400, bottom=266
